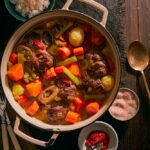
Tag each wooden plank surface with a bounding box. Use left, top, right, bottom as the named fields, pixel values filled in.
left=139, top=0, right=150, bottom=51
left=121, top=0, right=138, bottom=91
left=125, top=0, right=139, bottom=43
left=119, top=0, right=150, bottom=150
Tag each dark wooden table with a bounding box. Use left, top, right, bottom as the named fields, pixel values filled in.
left=0, top=0, right=150, bottom=150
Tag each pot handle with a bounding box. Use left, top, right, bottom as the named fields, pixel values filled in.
left=14, top=116, right=60, bottom=147
left=62, top=0, right=108, bottom=27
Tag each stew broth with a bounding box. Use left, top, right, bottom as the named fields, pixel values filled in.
left=7, top=18, right=115, bottom=125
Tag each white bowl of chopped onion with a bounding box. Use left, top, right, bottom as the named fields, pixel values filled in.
left=109, top=87, right=140, bottom=121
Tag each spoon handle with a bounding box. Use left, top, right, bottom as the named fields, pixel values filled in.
left=141, top=71, right=150, bottom=100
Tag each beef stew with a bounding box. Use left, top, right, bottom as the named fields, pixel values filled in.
left=6, top=18, right=115, bottom=125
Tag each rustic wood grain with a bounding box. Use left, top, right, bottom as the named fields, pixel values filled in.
left=119, top=0, right=150, bottom=150
left=139, top=0, right=150, bottom=52
left=121, top=0, right=139, bottom=92
left=125, top=0, right=139, bottom=44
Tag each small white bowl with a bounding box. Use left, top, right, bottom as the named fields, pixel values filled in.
left=109, top=87, right=140, bottom=121
left=78, top=121, right=118, bottom=150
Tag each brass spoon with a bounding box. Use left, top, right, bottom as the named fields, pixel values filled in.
left=127, top=41, right=150, bottom=99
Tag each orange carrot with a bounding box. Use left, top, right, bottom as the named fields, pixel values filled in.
left=58, top=46, right=71, bottom=59
left=73, top=97, right=85, bottom=112
left=65, top=111, right=80, bottom=124
left=35, top=112, right=46, bottom=121
left=7, top=63, right=24, bottom=81
left=17, top=95, right=29, bottom=107
left=26, top=80, right=42, bottom=97
left=67, top=62, right=81, bottom=77
left=73, top=47, right=84, bottom=56
left=26, top=101, right=39, bottom=116
left=44, top=67, right=57, bottom=79
left=86, top=102, right=100, bottom=114
left=9, top=53, right=18, bottom=64
left=54, top=66, right=64, bottom=74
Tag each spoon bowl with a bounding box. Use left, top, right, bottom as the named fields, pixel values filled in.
left=127, top=41, right=150, bottom=99
left=127, top=41, right=149, bottom=71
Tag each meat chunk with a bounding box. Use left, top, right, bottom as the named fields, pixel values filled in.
left=56, top=79, right=78, bottom=99
left=87, top=79, right=104, bottom=93
left=86, top=53, right=104, bottom=62
left=24, top=30, right=53, bottom=50
left=24, top=32, right=41, bottom=49
left=86, top=53, right=108, bottom=78
left=47, top=105, right=68, bottom=123
left=33, top=51, right=53, bottom=74
left=58, top=84, right=78, bottom=99
left=78, top=79, right=104, bottom=94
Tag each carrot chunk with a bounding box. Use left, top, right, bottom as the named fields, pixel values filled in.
left=44, top=67, right=57, bottom=79
left=73, top=47, right=84, bottom=56
left=68, top=62, right=81, bottom=77
left=17, top=95, right=29, bottom=107
left=54, top=66, right=64, bottom=74
left=26, top=80, right=42, bottom=97
left=65, top=111, right=80, bottom=123
left=58, top=46, right=71, bottom=59
left=7, top=63, right=24, bottom=81
left=26, top=101, right=39, bottom=116
left=86, top=102, right=100, bottom=114
left=73, top=97, right=85, bottom=112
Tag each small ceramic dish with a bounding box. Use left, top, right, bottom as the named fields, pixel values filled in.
left=78, top=121, right=118, bottom=150
left=4, top=0, right=56, bottom=22
left=109, top=87, right=140, bottom=121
